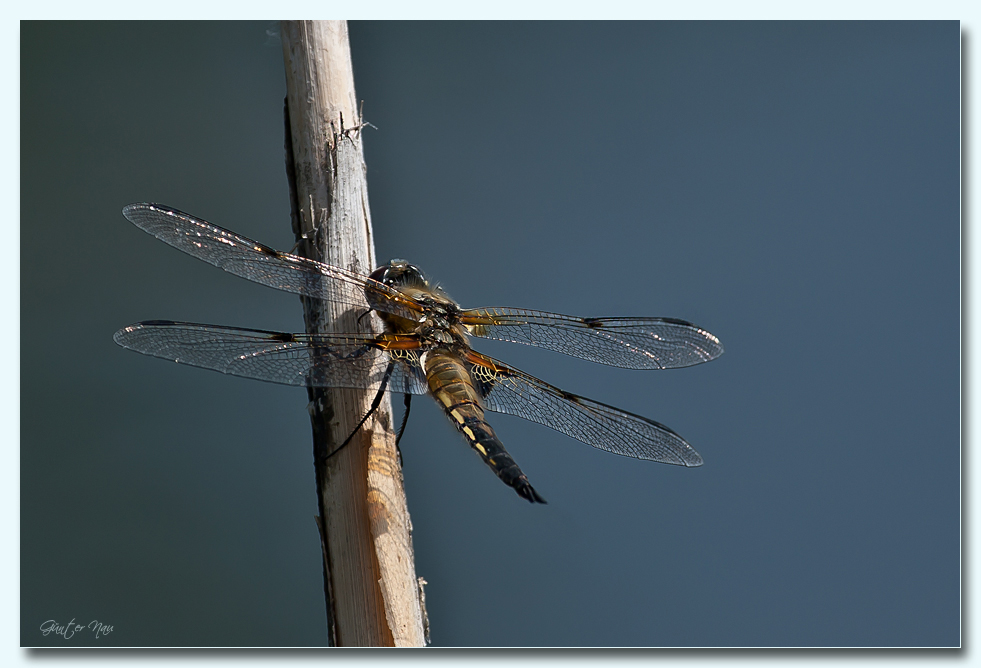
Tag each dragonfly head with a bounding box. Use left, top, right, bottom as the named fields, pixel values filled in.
left=370, top=259, right=429, bottom=289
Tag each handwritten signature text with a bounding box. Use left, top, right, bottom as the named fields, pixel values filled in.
left=40, top=618, right=114, bottom=640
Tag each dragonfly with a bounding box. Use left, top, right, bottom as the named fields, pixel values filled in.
left=114, top=204, right=724, bottom=503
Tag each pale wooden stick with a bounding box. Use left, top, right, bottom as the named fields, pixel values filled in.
left=281, top=20, right=427, bottom=648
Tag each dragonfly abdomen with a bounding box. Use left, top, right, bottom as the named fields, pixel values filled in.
left=424, top=351, right=546, bottom=504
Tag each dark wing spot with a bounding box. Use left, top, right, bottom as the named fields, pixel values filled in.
left=583, top=318, right=604, bottom=328
left=473, top=376, right=496, bottom=398
left=267, top=332, right=296, bottom=342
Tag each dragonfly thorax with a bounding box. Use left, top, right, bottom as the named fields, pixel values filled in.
left=364, top=259, right=470, bottom=348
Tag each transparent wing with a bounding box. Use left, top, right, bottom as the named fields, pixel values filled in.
left=113, top=320, right=430, bottom=395
left=122, top=203, right=425, bottom=322
left=463, top=349, right=703, bottom=466
left=461, top=307, right=724, bottom=370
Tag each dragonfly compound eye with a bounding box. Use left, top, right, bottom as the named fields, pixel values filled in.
left=370, top=260, right=428, bottom=288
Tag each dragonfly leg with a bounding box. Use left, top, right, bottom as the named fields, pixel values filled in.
left=323, top=361, right=394, bottom=462
left=356, top=308, right=374, bottom=325
left=287, top=226, right=318, bottom=255
left=394, top=394, right=412, bottom=467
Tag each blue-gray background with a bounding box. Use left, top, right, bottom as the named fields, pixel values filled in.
left=21, top=21, right=959, bottom=647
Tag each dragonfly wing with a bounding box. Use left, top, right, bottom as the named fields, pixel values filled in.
left=462, top=349, right=703, bottom=466
left=122, top=203, right=425, bottom=322
left=113, top=320, right=430, bottom=394
left=461, top=308, right=723, bottom=370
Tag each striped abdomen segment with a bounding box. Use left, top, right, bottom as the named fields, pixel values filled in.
left=424, top=350, right=546, bottom=504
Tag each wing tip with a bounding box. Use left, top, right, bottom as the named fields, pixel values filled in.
left=112, top=322, right=145, bottom=347
left=684, top=452, right=704, bottom=467
left=122, top=202, right=186, bottom=226
left=674, top=434, right=704, bottom=467
left=121, top=201, right=153, bottom=221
